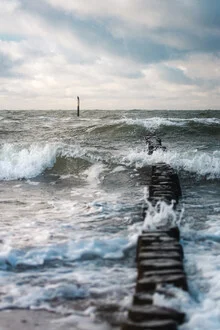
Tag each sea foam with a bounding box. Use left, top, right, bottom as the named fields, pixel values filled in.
left=0, top=234, right=138, bottom=271
left=118, top=116, right=220, bottom=131
left=0, top=143, right=58, bottom=180
left=0, top=143, right=92, bottom=181
left=122, top=148, right=220, bottom=178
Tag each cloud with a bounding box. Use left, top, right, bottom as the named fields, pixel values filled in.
left=0, top=52, right=19, bottom=77
left=45, top=0, right=193, bottom=30
left=157, top=65, right=193, bottom=85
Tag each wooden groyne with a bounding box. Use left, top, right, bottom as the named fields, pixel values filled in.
left=122, top=163, right=186, bottom=330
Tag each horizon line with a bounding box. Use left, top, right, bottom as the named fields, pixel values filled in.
left=0, top=108, right=219, bottom=111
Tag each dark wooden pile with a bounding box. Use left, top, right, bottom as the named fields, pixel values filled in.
left=122, top=163, right=187, bottom=330
left=148, top=163, right=182, bottom=205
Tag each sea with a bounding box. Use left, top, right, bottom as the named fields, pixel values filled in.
left=0, top=109, right=220, bottom=330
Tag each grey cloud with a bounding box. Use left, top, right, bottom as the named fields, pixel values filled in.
left=194, top=0, right=220, bottom=28
left=19, top=0, right=220, bottom=65
left=158, top=66, right=193, bottom=85
left=158, top=64, right=220, bottom=92
left=0, top=52, right=22, bottom=77
left=18, top=0, right=186, bottom=65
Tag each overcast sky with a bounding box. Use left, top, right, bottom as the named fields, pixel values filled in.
left=1, top=0, right=220, bottom=110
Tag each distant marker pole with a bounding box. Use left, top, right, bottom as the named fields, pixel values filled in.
left=77, top=96, right=80, bottom=117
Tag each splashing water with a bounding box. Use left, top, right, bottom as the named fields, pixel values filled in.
left=122, top=148, right=220, bottom=179
left=142, top=187, right=184, bottom=230
left=143, top=200, right=177, bottom=230
left=0, top=143, right=58, bottom=180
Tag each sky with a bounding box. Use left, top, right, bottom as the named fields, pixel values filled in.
left=0, top=0, right=220, bottom=110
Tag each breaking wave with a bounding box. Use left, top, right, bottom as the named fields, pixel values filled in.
left=118, top=116, right=220, bottom=132
left=0, top=143, right=95, bottom=181
left=0, top=232, right=138, bottom=311
left=0, top=236, right=136, bottom=271
left=2, top=140, right=220, bottom=181
left=0, top=143, right=58, bottom=180
left=122, top=148, right=220, bottom=179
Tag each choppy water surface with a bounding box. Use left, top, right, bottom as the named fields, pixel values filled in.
left=0, top=110, right=220, bottom=329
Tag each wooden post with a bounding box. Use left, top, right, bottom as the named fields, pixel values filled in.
left=77, top=96, right=80, bottom=117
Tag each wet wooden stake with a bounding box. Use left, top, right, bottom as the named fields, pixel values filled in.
left=77, top=96, right=80, bottom=117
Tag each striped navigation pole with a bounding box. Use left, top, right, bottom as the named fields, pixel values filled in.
left=77, top=96, right=80, bottom=117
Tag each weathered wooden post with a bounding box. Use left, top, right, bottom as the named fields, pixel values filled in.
left=77, top=96, right=80, bottom=117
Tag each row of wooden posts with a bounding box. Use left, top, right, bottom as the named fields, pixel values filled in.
left=122, top=163, right=186, bottom=330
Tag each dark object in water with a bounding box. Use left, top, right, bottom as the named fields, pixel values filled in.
left=77, top=96, right=80, bottom=117
left=145, top=135, right=167, bottom=155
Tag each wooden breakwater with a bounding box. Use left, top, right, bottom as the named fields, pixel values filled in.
left=122, top=163, right=187, bottom=330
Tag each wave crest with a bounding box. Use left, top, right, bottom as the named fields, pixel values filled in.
left=118, top=116, right=220, bottom=132
left=122, top=148, right=220, bottom=179
left=0, top=143, right=59, bottom=180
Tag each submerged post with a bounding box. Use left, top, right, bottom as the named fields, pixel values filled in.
left=77, top=96, right=80, bottom=117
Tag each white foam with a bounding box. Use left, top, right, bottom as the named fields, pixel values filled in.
left=111, top=166, right=126, bottom=173
left=0, top=282, right=88, bottom=310
left=0, top=143, right=99, bottom=181
left=119, top=117, right=182, bottom=131
left=0, top=241, right=15, bottom=270
left=0, top=237, right=138, bottom=313
left=83, top=163, right=106, bottom=186
left=118, top=116, right=220, bottom=131
left=0, top=231, right=139, bottom=271
left=189, top=117, right=220, bottom=125
left=122, top=148, right=220, bottom=178
left=0, top=143, right=58, bottom=180
left=66, top=235, right=137, bottom=261
left=153, top=273, right=220, bottom=330
left=143, top=200, right=178, bottom=230
left=0, top=226, right=139, bottom=312
left=153, top=287, right=194, bottom=315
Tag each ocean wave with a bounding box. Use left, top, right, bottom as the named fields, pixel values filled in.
left=122, top=148, right=220, bottom=179
left=0, top=223, right=139, bottom=311
left=0, top=281, right=88, bottom=310
left=118, top=116, right=220, bottom=132
left=0, top=235, right=137, bottom=271
left=0, top=143, right=96, bottom=181
left=0, top=143, right=59, bottom=180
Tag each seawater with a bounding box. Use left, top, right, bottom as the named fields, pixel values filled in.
left=0, top=110, right=220, bottom=329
